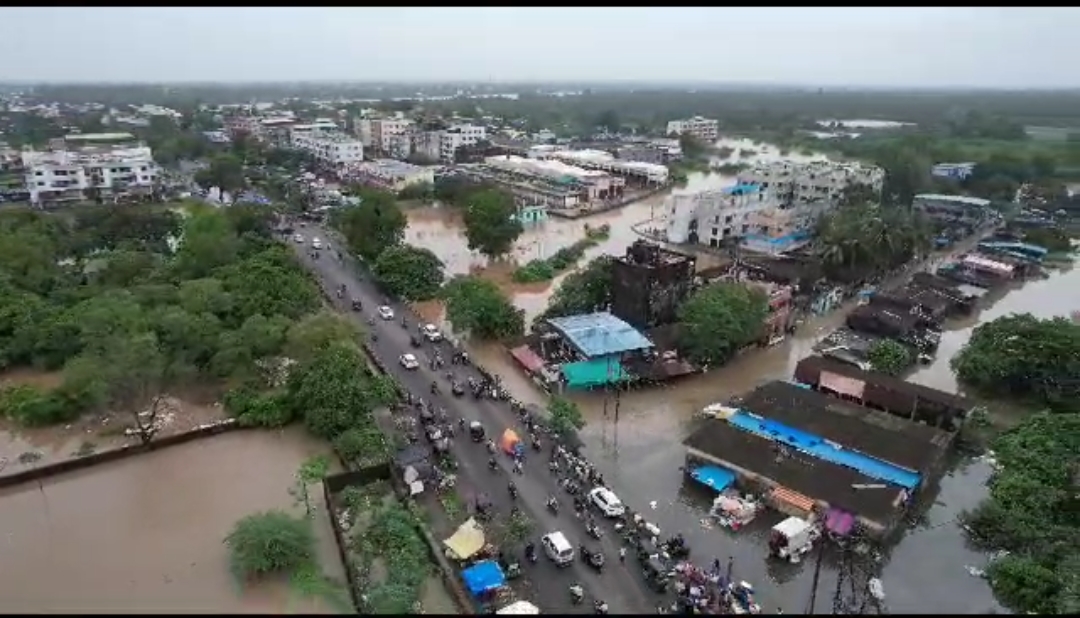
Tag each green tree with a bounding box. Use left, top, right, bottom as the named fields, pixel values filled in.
left=677, top=282, right=769, bottom=366
left=462, top=189, right=522, bottom=258
left=195, top=153, right=246, bottom=198
left=286, top=342, right=395, bottom=439
left=867, top=339, right=912, bottom=376
left=333, top=424, right=390, bottom=466
left=372, top=245, right=445, bottom=301
left=816, top=202, right=931, bottom=279
left=285, top=310, right=362, bottom=362
left=535, top=256, right=614, bottom=326
left=548, top=396, right=586, bottom=439
left=962, top=412, right=1080, bottom=614
left=290, top=455, right=331, bottom=517
left=224, top=510, right=315, bottom=579
left=441, top=276, right=524, bottom=340
left=333, top=190, right=407, bottom=261
left=950, top=313, right=1080, bottom=410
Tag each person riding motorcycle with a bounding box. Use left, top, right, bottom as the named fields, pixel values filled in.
left=594, top=600, right=609, bottom=615
left=430, top=381, right=438, bottom=394
left=546, top=495, right=559, bottom=511
left=569, top=583, right=584, bottom=604
left=524, top=541, right=537, bottom=561
left=366, top=316, right=375, bottom=326
left=486, top=439, right=496, bottom=453
left=488, top=456, right=498, bottom=470
left=400, top=316, right=408, bottom=328
left=508, top=481, right=518, bottom=499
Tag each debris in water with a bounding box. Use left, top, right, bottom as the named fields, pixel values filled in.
left=965, top=565, right=986, bottom=578
left=649, top=500, right=658, bottom=509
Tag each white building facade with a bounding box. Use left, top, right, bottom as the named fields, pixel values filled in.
left=666, top=184, right=775, bottom=246
left=343, top=159, right=434, bottom=193
left=22, top=141, right=158, bottom=206
left=290, top=130, right=364, bottom=166
left=439, top=124, right=487, bottom=162
left=738, top=160, right=885, bottom=206
left=666, top=116, right=719, bottom=142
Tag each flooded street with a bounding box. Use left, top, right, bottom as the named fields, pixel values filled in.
left=408, top=139, right=1079, bottom=612
left=0, top=427, right=346, bottom=614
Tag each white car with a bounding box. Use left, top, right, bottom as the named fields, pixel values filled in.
left=378, top=305, right=395, bottom=320
left=399, top=353, right=420, bottom=370
left=588, top=487, right=626, bottom=518
left=422, top=323, right=443, bottom=342
left=293, top=233, right=305, bottom=244
left=311, top=237, right=323, bottom=250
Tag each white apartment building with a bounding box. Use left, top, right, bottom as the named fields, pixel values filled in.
left=354, top=117, right=414, bottom=153
left=666, top=116, right=719, bottom=142
left=290, top=130, right=364, bottom=166
left=21, top=133, right=157, bottom=206
left=439, top=124, right=487, bottom=163
left=536, top=148, right=670, bottom=185
left=343, top=159, right=434, bottom=193
left=666, top=183, right=775, bottom=247
left=411, top=130, right=443, bottom=163
left=738, top=160, right=885, bottom=206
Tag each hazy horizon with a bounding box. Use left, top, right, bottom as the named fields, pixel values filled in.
left=2, top=8, right=1078, bottom=88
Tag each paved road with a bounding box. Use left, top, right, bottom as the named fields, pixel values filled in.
left=292, top=224, right=657, bottom=615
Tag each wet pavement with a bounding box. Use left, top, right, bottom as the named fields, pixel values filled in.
left=295, top=225, right=660, bottom=615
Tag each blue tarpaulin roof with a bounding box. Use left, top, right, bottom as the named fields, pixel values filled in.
left=690, top=465, right=736, bottom=492
left=546, top=312, right=653, bottom=358
left=561, top=358, right=628, bottom=388
left=462, top=560, right=506, bottom=597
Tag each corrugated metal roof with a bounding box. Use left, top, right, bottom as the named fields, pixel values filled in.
left=547, top=312, right=653, bottom=358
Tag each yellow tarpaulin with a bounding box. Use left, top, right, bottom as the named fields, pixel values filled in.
left=443, top=517, right=486, bottom=561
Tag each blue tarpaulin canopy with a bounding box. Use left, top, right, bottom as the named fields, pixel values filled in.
left=690, top=465, right=736, bottom=492
left=462, top=560, right=506, bottom=597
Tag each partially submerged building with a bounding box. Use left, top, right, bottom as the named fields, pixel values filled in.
left=793, top=355, right=973, bottom=431
left=610, top=241, right=696, bottom=330
left=684, top=380, right=955, bottom=537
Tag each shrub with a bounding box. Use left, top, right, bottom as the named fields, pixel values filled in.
left=0, top=384, right=79, bottom=427
left=224, top=510, right=315, bottom=579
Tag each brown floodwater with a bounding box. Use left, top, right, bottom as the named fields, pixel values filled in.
left=0, top=427, right=347, bottom=614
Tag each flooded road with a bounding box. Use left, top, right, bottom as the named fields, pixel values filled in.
left=0, top=427, right=346, bottom=614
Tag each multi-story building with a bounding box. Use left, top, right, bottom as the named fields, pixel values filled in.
left=666, top=116, right=719, bottom=142
left=482, top=155, right=624, bottom=205
left=259, top=117, right=299, bottom=149
left=611, top=240, right=696, bottom=330
left=354, top=117, right=414, bottom=155
left=0, top=147, right=28, bottom=202
left=534, top=148, right=669, bottom=186
left=439, top=124, right=487, bottom=163
left=224, top=114, right=261, bottom=140
left=912, top=193, right=991, bottom=225
left=21, top=133, right=157, bottom=207
left=342, top=159, right=434, bottom=193
left=411, top=130, right=443, bottom=163
left=666, top=183, right=775, bottom=248
left=930, top=162, right=977, bottom=181
left=290, top=130, right=364, bottom=167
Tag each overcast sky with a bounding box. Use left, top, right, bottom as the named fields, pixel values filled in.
left=1, top=7, right=1077, bottom=88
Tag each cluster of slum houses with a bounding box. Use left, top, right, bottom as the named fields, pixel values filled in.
left=684, top=355, right=971, bottom=541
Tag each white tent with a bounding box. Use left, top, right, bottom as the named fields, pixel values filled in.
left=497, top=600, right=540, bottom=615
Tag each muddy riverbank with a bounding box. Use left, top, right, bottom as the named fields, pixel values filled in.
left=0, top=427, right=346, bottom=613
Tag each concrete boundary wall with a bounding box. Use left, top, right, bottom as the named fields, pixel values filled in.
left=0, top=420, right=243, bottom=490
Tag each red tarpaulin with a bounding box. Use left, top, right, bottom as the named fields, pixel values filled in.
left=509, top=346, right=545, bottom=374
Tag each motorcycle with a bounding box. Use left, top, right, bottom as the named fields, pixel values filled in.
left=488, top=457, right=499, bottom=472
left=546, top=498, right=560, bottom=515
left=430, top=382, right=439, bottom=395
left=525, top=543, right=538, bottom=564
left=586, top=521, right=603, bottom=540
left=594, top=600, right=609, bottom=615
left=508, top=483, right=518, bottom=500
left=570, top=585, right=584, bottom=605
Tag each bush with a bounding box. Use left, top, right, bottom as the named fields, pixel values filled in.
left=548, top=396, right=586, bottom=439
left=512, top=259, right=556, bottom=283
left=332, top=425, right=390, bottom=465
left=0, top=384, right=79, bottom=427
left=224, top=510, right=315, bottom=579
left=224, top=388, right=295, bottom=428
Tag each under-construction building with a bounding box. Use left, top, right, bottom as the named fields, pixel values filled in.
left=611, top=241, right=697, bottom=330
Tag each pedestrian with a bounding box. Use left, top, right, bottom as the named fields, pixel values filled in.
left=619, top=546, right=627, bottom=562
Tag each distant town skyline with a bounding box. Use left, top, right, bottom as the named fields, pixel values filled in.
left=1, top=8, right=1078, bottom=88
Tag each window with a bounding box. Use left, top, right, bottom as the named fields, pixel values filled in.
left=35, top=171, right=43, bottom=176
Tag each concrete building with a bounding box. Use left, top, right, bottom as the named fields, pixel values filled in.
left=912, top=193, right=991, bottom=225
left=614, top=144, right=665, bottom=165
left=411, top=130, right=443, bottom=163
left=666, top=116, right=719, bottom=142
left=259, top=117, right=299, bottom=149
left=665, top=183, right=775, bottom=247
left=482, top=155, right=624, bottom=205
left=931, top=162, right=977, bottom=181
left=0, top=147, right=28, bottom=201
left=439, top=124, right=487, bottom=163
left=611, top=240, right=696, bottom=330
left=343, top=159, right=434, bottom=193
left=290, top=130, right=363, bottom=167
left=354, top=116, right=414, bottom=153
left=21, top=133, right=157, bottom=206
left=224, top=114, right=261, bottom=139
left=533, top=148, right=669, bottom=186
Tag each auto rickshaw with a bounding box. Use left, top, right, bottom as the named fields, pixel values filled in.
left=351, top=298, right=362, bottom=311
left=642, top=556, right=670, bottom=593
left=637, top=536, right=662, bottom=562
left=469, top=421, right=486, bottom=443
left=410, top=335, right=422, bottom=348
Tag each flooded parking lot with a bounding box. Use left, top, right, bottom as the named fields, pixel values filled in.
left=0, top=427, right=346, bottom=614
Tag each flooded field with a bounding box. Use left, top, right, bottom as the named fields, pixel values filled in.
left=0, top=427, right=347, bottom=614
left=0, top=370, right=228, bottom=477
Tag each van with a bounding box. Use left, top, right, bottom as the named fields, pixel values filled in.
left=541, top=531, right=575, bottom=566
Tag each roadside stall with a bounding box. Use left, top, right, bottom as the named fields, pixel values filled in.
left=462, top=559, right=511, bottom=608
left=444, top=517, right=486, bottom=563
left=500, top=429, right=524, bottom=458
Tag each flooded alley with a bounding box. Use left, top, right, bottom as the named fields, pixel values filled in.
left=0, top=427, right=345, bottom=614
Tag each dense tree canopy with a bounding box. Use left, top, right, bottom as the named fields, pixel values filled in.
left=676, top=282, right=769, bottom=366
left=332, top=190, right=407, bottom=261
left=462, top=189, right=523, bottom=259
left=225, top=510, right=315, bottom=579
left=372, top=245, right=445, bottom=301
left=950, top=313, right=1080, bottom=411
left=963, top=412, right=1080, bottom=614
left=816, top=202, right=933, bottom=280
left=194, top=153, right=246, bottom=197
left=0, top=203, right=326, bottom=428
left=534, top=256, right=614, bottom=326
left=442, top=276, right=525, bottom=340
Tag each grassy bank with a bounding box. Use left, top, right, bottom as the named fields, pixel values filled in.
left=512, top=224, right=611, bottom=283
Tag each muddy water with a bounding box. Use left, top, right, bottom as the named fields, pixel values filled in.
left=0, top=427, right=346, bottom=614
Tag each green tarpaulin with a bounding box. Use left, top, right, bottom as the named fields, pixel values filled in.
left=562, top=358, right=627, bottom=388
